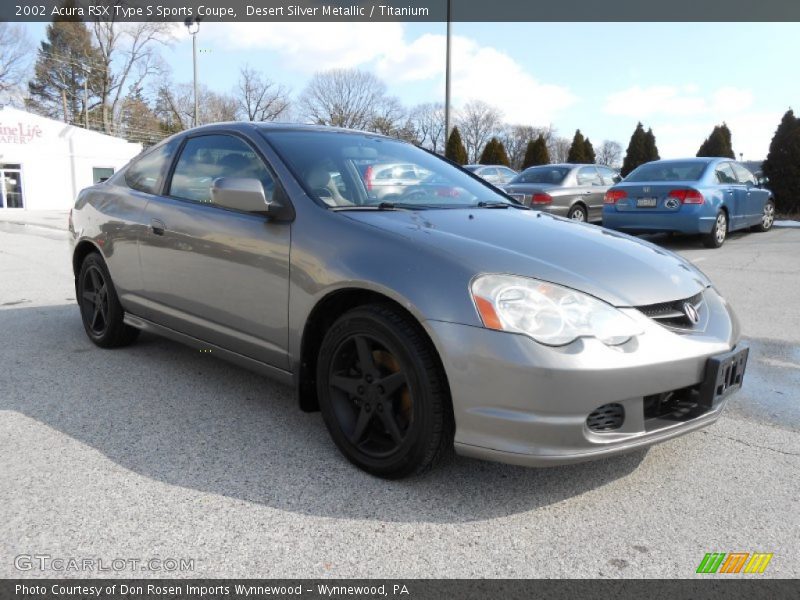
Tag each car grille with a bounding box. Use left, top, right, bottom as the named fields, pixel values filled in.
left=586, top=403, right=625, bottom=431
left=636, top=292, right=704, bottom=330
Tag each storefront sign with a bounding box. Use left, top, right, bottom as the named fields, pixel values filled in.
left=0, top=122, right=43, bottom=144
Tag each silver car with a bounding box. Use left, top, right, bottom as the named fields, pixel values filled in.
left=69, top=123, right=747, bottom=478
left=463, top=164, right=518, bottom=186
left=503, top=163, right=621, bottom=222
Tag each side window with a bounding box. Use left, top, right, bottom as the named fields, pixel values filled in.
left=597, top=167, right=619, bottom=186
left=577, top=166, right=601, bottom=185
left=168, top=135, right=274, bottom=205
left=482, top=168, right=498, bottom=178
left=731, top=163, right=756, bottom=186
left=715, top=163, right=737, bottom=185
left=124, top=139, right=178, bottom=194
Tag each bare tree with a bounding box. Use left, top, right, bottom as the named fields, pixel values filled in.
left=410, top=102, right=446, bottom=152
left=368, top=95, right=407, bottom=136
left=235, top=65, right=290, bottom=122
left=0, top=23, right=31, bottom=101
left=457, top=100, right=503, bottom=163
left=156, top=79, right=237, bottom=132
left=548, top=136, right=572, bottom=164
left=500, top=124, right=555, bottom=170
left=91, top=18, right=174, bottom=134
left=299, top=68, right=388, bottom=130
left=596, top=140, right=624, bottom=167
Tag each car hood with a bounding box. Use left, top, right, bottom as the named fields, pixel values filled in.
left=342, top=209, right=709, bottom=307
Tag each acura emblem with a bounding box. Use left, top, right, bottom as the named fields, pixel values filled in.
left=683, top=302, right=699, bottom=324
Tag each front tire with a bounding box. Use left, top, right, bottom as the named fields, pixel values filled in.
left=77, top=252, right=139, bottom=348
left=702, top=210, right=727, bottom=248
left=316, top=304, right=453, bottom=478
left=752, top=199, right=775, bottom=232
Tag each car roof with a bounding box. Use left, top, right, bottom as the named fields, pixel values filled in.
left=173, top=121, right=398, bottom=139
left=645, top=157, right=718, bottom=164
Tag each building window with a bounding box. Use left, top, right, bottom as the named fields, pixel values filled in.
left=0, top=164, right=24, bottom=209
left=93, top=167, right=115, bottom=184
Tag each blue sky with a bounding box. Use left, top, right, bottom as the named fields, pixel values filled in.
left=22, top=21, right=800, bottom=159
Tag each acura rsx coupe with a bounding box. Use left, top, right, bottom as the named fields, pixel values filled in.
left=69, top=123, right=748, bottom=478
left=603, top=157, right=775, bottom=247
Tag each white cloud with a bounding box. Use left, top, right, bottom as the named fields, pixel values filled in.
left=204, top=22, right=576, bottom=125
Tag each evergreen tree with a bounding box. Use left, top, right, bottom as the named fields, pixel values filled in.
left=26, top=1, right=102, bottom=124
left=522, top=135, right=550, bottom=168
left=763, top=109, right=800, bottom=215
left=697, top=123, right=735, bottom=158
left=479, top=137, right=511, bottom=166
left=621, top=122, right=648, bottom=177
left=567, top=129, right=588, bottom=163
left=445, top=126, right=468, bottom=165
left=119, top=85, right=163, bottom=147
left=583, top=137, right=596, bottom=164
left=644, top=127, right=660, bottom=161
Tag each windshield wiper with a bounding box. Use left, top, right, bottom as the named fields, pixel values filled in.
left=332, top=202, right=429, bottom=212
left=475, top=201, right=511, bottom=209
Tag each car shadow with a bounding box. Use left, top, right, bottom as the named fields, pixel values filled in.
left=636, top=231, right=752, bottom=251
left=1, top=304, right=647, bottom=524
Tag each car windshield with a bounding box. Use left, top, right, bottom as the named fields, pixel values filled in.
left=262, top=130, right=516, bottom=209
left=510, top=166, right=570, bottom=185
left=626, top=161, right=709, bottom=182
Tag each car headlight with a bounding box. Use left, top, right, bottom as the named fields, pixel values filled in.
left=470, top=274, right=643, bottom=346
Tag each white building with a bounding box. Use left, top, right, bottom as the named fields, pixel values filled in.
left=0, top=107, right=142, bottom=211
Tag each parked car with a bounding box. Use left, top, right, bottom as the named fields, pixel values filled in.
left=502, top=163, right=620, bottom=222
left=602, top=158, right=775, bottom=248
left=360, top=162, right=432, bottom=201
left=463, top=164, right=518, bottom=186
left=70, top=123, right=746, bottom=478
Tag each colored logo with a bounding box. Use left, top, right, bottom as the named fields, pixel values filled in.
left=696, top=552, right=773, bottom=574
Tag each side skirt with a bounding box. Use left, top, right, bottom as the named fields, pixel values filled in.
left=123, top=313, right=294, bottom=386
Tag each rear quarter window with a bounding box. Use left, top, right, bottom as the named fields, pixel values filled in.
left=124, top=139, right=179, bottom=194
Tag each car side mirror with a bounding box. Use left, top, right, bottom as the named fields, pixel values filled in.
left=211, top=177, right=268, bottom=213
left=210, top=178, right=294, bottom=221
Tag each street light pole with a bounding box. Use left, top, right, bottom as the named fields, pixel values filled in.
left=185, top=17, right=200, bottom=127
left=444, top=0, right=452, bottom=146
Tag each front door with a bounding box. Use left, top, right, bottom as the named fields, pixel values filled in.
left=138, top=132, right=291, bottom=370
left=0, top=164, right=24, bottom=209
left=575, top=166, right=605, bottom=221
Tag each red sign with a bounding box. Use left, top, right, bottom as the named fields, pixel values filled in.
left=0, top=122, right=43, bottom=144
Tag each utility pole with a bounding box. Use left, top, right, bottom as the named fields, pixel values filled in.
left=444, top=0, right=452, bottom=146
left=185, top=17, right=201, bottom=127
left=83, top=73, right=89, bottom=130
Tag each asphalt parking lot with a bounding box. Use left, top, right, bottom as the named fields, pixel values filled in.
left=1, top=213, right=798, bottom=579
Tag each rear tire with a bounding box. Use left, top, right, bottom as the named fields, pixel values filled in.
left=702, top=210, right=727, bottom=248
left=567, top=204, right=588, bottom=222
left=77, top=252, right=139, bottom=348
left=752, top=199, right=775, bottom=232
left=316, top=304, right=453, bottom=478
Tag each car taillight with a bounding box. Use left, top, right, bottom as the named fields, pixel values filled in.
left=604, top=190, right=627, bottom=204
left=668, top=189, right=704, bottom=204
left=531, top=193, right=552, bottom=205
left=364, top=165, right=374, bottom=191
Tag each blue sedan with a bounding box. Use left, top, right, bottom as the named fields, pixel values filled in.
left=602, top=158, right=775, bottom=248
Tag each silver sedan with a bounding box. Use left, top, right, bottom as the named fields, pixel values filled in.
left=503, top=163, right=621, bottom=223
left=69, top=123, right=747, bottom=478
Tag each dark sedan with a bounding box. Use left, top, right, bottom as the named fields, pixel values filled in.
left=503, top=164, right=620, bottom=223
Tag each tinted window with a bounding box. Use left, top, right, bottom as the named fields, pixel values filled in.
left=264, top=130, right=514, bottom=208
left=715, top=163, right=737, bottom=185
left=124, top=139, right=178, bottom=194
left=730, top=162, right=756, bottom=186
left=510, top=166, right=570, bottom=185
left=576, top=166, right=601, bottom=185
left=597, top=166, right=619, bottom=186
left=169, top=134, right=274, bottom=205
left=626, top=161, right=708, bottom=182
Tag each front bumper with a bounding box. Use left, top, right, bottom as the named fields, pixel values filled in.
left=426, top=286, right=742, bottom=466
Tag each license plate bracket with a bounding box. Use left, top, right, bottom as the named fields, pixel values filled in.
left=699, top=346, right=749, bottom=407
left=636, top=197, right=658, bottom=208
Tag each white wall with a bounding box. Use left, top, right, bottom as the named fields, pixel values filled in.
left=0, top=108, right=142, bottom=210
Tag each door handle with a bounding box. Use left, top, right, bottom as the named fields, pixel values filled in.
left=584, top=190, right=592, bottom=194
left=151, top=219, right=166, bottom=236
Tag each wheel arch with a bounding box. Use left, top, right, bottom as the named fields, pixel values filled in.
left=72, top=239, right=104, bottom=278
left=296, top=287, right=451, bottom=413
